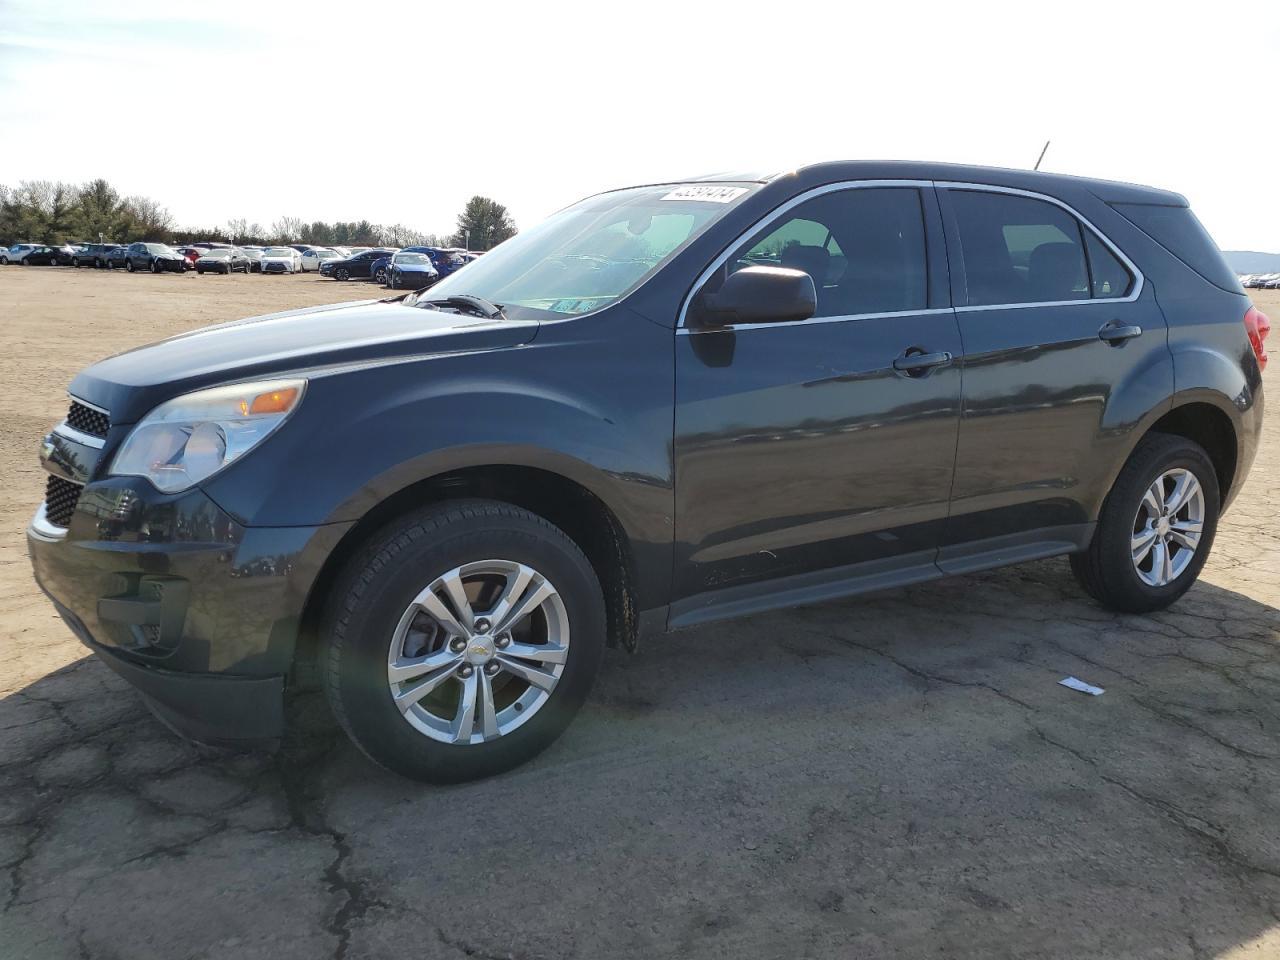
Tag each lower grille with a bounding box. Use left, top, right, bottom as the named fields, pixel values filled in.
left=45, top=475, right=83, bottom=527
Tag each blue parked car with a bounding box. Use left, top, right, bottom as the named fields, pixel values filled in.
left=372, top=246, right=474, bottom=285
left=384, top=251, right=439, bottom=289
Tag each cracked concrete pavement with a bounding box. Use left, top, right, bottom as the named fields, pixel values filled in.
left=2, top=271, right=1279, bottom=959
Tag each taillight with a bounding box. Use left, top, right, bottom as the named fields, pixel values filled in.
left=1245, top=305, right=1270, bottom=372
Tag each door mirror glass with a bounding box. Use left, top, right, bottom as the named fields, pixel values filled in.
left=695, top=265, right=816, bottom=327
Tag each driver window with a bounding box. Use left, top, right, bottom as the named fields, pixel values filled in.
left=730, top=188, right=928, bottom=318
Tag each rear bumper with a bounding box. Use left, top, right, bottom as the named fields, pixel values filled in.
left=27, top=478, right=352, bottom=744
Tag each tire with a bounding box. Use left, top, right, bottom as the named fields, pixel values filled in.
left=125, top=259, right=135, bottom=272
left=1070, top=432, right=1219, bottom=614
left=335, top=267, right=350, bottom=281
left=374, top=267, right=387, bottom=284
left=73, top=258, right=81, bottom=268
left=322, top=499, right=607, bottom=783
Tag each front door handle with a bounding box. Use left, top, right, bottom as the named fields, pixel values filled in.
left=1098, top=321, right=1143, bottom=344
left=893, top=350, right=953, bottom=374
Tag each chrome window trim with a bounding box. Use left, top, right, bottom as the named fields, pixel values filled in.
left=938, top=181, right=1143, bottom=310
left=676, top=178, right=1145, bottom=334
left=53, top=422, right=106, bottom=449
left=677, top=179, right=933, bottom=334
left=29, top=501, right=68, bottom=541
left=677, top=307, right=954, bottom=335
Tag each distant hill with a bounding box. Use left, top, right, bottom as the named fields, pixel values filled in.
left=1224, top=251, right=1280, bottom=274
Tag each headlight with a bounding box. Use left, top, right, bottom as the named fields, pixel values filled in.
left=110, top=378, right=306, bottom=493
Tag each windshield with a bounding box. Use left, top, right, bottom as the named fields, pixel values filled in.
left=415, top=183, right=758, bottom=316
left=394, top=253, right=430, bottom=265
left=264, top=247, right=292, bottom=256
left=315, top=250, right=338, bottom=258
left=202, top=250, right=229, bottom=259
left=147, top=244, right=175, bottom=254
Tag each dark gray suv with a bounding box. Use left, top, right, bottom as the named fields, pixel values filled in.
left=27, top=161, right=1267, bottom=782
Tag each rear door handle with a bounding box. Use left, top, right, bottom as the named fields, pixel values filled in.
left=893, top=350, right=953, bottom=374
left=1098, top=321, right=1142, bottom=344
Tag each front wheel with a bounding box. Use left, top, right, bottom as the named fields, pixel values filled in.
left=1071, top=432, right=1219, bottom=613
left=373, top=267, right=387, bottom=284
left=334, top=267, right=350, bottom=281
left=125, top=259, right=135, bottom=272
left=322, top=500, right=606, bottom=783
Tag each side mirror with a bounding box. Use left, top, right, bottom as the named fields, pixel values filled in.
left=694, top=265, right=817, bottom=327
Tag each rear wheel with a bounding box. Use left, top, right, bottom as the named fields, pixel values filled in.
left=322, top=500, right=606, bottom=783
left=1071, top=432, right=1219, bottom=613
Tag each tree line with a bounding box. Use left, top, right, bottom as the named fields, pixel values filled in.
left=0, top=179, right=518, bottom=251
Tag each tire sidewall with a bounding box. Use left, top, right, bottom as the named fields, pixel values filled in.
left=328, top=508, right=605, bottom=782
left=1099, top=438, right=1220, bottom=606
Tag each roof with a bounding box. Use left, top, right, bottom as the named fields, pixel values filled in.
left=683, top=160, right=1187, bottom=206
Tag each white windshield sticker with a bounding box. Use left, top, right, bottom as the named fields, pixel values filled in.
left=660, top=185, right=749, bottom=204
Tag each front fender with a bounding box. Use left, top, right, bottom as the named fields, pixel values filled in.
left=199, top=308, right=676, bottom=597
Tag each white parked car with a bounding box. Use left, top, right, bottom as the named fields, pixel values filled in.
left=300, top=248, right=341, bottom=272
left=1, top=243, right=41, bottom=264
left=259, top=246, right=302, bottom=274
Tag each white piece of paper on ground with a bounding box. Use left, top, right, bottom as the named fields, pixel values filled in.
left=1059, top=676, right=1104, bottom=696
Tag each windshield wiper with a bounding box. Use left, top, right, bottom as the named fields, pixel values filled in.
left=414, top=294, right=505, bottom=319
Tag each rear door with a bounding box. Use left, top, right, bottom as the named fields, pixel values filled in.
left=936, top=186, right=1171, bottom=570
left=671, top=183, right=962, bottom=618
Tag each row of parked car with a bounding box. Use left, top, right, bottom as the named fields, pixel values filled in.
left=1241, top=273, right=1280, bottom=289
left=1, top=240, right=479, bottom=289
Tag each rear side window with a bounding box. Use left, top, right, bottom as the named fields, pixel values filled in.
left=950, top=191, right=1134, bottom=306
left=1083, top=231, right=1133, bottom=298
left=1110, top=202, right=1241, bottom=293
left=731, top=187, right=927, bottom=317
left=950, top=191, right=1089, bottom=306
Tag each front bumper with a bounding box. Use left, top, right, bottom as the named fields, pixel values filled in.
left=27, top=476, right=351, bottom=744
left=262, top=262, right=292, bottom=273
left=45, top=594, right=285, bottom=744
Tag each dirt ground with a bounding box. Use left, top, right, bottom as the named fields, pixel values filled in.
left=3, top=267, right=1280, bottom=959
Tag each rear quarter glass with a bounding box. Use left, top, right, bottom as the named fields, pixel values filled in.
left=1110, top=202, right=1243, bottom=295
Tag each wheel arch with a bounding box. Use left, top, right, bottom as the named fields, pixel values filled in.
left=292, top=461, right=642, bottom=685
left=1144, top=398, right=1239, bottom=507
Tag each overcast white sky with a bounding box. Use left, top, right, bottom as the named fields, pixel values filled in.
left=1, top=0, right=1276, bottom=250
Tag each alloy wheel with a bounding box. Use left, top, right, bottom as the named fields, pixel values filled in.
left=1131, top=467, right=1204, bottom=587
left=386, top=559, right=570, bottom=745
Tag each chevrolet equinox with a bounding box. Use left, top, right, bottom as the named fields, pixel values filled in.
left=28, top=161, right=1268, bottom=782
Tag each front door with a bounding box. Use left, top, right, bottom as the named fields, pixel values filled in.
left=672, top=184, right=962, bottom=621
left=935, top=186, right=1171, bottom=569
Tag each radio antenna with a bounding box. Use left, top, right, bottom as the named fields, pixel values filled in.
left=1034, top=140, right=1051, bottom=171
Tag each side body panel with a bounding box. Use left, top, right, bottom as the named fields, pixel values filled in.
left=671, top=184, right=963, bottom=613
left=936, top=185, right=1174, bottom=565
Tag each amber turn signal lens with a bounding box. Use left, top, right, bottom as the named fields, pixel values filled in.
left=239, top=387, right=299, bottom=416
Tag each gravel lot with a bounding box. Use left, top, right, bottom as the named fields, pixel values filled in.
left=2, top=268, right=1279, bottom=960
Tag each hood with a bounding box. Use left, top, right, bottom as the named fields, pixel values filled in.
left=70, top=299, right=539, bottom=423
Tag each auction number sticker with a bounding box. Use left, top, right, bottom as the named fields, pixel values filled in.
left=661, top=185, right=750, bottom=203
